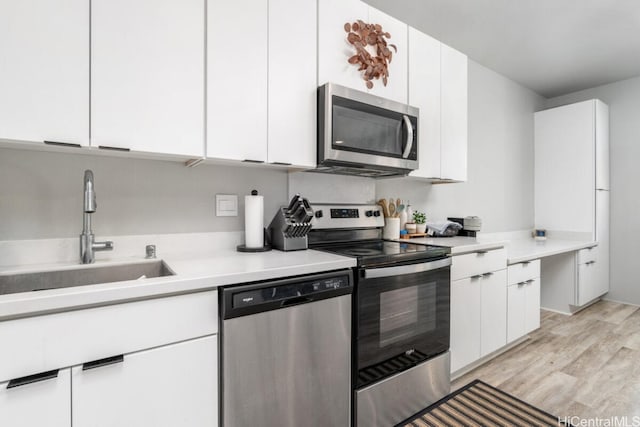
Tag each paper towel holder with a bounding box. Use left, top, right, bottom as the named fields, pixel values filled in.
left=237, top=229, right=272, bottom=252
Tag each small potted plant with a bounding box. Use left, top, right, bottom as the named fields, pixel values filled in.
left=413, top=211, right=427, bottom=233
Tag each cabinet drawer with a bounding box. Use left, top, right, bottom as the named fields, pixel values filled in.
left=507, top=259, right=541, bottom=285
left=578, top=246, right=597, bottom=264
left=0, top=290, right=218, bottom=383
left=451, top=248, right=506, bottom=281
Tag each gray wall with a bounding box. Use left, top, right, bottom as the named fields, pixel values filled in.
left=546, top=75, right=640, bottom=305
left=377, top=60, right=546, bottom=232
left=0, top=147, right=288, bottom=240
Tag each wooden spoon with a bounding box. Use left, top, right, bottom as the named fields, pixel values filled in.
left=377, top=199, right=389, bottom=218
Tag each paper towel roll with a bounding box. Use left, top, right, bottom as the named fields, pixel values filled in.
left=244, top=190, right=264, bottom=248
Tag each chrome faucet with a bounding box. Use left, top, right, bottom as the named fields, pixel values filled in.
left=80, top=170, right=113, bottom=264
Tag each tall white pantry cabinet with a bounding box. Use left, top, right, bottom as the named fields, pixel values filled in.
left=534, top=99, right=610, bottom=311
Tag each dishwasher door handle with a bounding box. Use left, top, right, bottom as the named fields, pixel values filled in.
left=281, top=296, right=313, bottom=307
left=364, top=258, right=451, bottom=279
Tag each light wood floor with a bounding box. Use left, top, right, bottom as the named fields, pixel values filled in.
left=452, top=300, right=640, bottom=420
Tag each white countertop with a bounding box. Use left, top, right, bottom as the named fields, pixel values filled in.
left=397, top=236, right=508, bottom=255
left=0, top=249, right=356, bottom=321
left=398, top=234, right=597, bottom=265
left=505, top=239, right=597, bottom=264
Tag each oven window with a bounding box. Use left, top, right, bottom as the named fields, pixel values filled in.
left=379, top=284, right=436, bottom=347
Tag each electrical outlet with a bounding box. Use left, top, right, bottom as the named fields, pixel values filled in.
left=216, top=194, right=238, bottom=217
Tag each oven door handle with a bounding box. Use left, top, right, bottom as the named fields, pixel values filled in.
left=364, top=258, right=451, bottom=279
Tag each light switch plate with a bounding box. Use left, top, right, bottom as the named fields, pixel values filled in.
left=216, top=194, right=238, bottom=217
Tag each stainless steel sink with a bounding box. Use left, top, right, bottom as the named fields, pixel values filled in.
left=0, top=261, right=175, bottom=296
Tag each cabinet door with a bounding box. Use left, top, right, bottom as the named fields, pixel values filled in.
left=0, top=0, right=89, bottom=146
left=408, top=28, right=441, bottom=179
left=366, top=7, right=408, bottom=104
left=534, top=101, right=595, bottom=232
left=595, top=100, right=610, bottom=190
left=91, top=0, right=204, bottom=157
left=207, top=0, right=267, bottom=162
left=525, top=278, right=541, bottom=333
left=267, top=0, right=316, bottom=167
left=507, top=284, right=526, bottom=343
left=594, top=190, right=610, bottom=297
left=0, top=368, right=71, bottom=427
left=440, top=43, right=468, bottom=181
left=72, top=335, right=218, bottom=427
left=450, top=277, right=481, bottom=373
left=577, top=261, right=601, bottom=306
left=480, top=270, right=507, bottom=356
left=318, top=0, right=369, bottom=91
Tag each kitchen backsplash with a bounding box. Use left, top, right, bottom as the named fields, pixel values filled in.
left=0, top=147, right=288, bottom=240
left=288, top=171, right=376, bottom=204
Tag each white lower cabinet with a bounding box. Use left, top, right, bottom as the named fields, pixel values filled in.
left=450, top=248, right=508, bottom=373
left=450, top=277, right=481, bottom=372
left=0, top=292, right=219, bottom=427
left=480, top=270, right=508, bottom=356
left=507, top=278, right=540, bottom=343
left=72, top=335, right=218, bottom=427
left=507, top=260, right=541, bottom=343
left=0, top=368, right=71, bottom=427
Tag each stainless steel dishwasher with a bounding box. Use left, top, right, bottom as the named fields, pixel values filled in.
left=219, top=270, right=353, bottom=427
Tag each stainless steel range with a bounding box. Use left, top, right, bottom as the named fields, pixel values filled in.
left=309, top=203, right=452, bottom=427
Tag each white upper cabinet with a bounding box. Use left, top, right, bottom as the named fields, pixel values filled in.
left=0, top=0, right=89, bottom=146
left=366, top=7, right=408, bottom=104
left=318, top=0, right=408, bottom=103
left=535, top=100, right=596, bottom=233
left=440, top=43, right=468, bottom=181
left=267, top=0, right=317, bottom=167
left=208, top=0, right=268, bottom=162
left=318, top=0, right=369, bottom=91
left=91, top=0, right=204, bottom=157
left=408, top=28, right=441, bottom=179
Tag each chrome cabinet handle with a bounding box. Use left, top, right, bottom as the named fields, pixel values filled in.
left=482, top=272, right=493, bottom=277
left=402, top=115, right=413, bottom=159
left=476, top=250, right=489, bottom=255
left=525, top=279, right=535, bottom=284
left=7, top=369, right=59, bottom=389
left=517, top=281, right=526, bottom=287
left=585, top=261, right=596, bottom=265
left=470, top=274, right=483, bottom=280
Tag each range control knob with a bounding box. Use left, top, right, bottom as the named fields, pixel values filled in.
left=373, top=210, right=381, bottom=217
left=365, top=210, right=373, bottom=217
left=315, top=210, right=323, bottom=218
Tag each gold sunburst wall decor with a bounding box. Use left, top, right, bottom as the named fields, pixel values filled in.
left=344, top=20, right=397, bottom=89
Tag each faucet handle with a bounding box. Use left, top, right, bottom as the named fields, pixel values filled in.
left=145, top=245, right=156, bottom=259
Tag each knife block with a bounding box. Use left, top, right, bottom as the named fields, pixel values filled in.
left=267, top=207, right=312, bottom=251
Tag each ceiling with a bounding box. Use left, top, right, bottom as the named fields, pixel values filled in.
left=363, top=0, right=640, bottom=98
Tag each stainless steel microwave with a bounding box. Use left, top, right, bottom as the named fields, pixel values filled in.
left=317, top=83, right=419, bottom=177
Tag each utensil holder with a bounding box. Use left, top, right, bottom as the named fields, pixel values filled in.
left=383, top=217, right=400, bottom=240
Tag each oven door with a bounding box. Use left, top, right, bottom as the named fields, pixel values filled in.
left=355, top=258, right=450, bottom=389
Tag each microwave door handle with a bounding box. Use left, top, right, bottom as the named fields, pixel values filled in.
left=402, top=115, right=414, bottom=159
